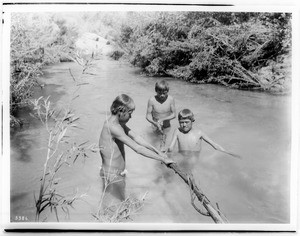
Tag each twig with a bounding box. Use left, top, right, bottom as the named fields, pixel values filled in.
left=68, top=68, right=76, bottom=82
left=187, top=177, right=210, bottom=216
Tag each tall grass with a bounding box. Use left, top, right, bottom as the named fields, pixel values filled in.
left=31, top=96, right=98, bottom=221
left=31, top=48, right=146, bottom=222
left=94, top=194, right=148, bottom=222
left=93, top=171, right=148, bottom=222
left=32, top=50, right=99, bottom=221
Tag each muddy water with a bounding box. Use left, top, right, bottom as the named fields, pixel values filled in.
left=10, top=58, right=291, bottom=224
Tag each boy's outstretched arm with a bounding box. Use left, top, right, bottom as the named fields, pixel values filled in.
left=201, top=133, right=225, bottom=152
left=127, top=127, right=161, bottom=154
left=202, top=133, right=241, bottom=159
left=112, top=125, right=174, bottom=165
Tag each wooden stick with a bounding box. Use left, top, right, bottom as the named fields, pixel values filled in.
left=166, top=163, right=228, bottom=223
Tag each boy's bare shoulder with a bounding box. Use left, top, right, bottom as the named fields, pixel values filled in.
left=189, top=127, right=203, bottom=136
left=106, top=122, right=125, bottom=136
left=196, top=128, right=204, bottom=138
left=148, top=96, right=156, bottom=103
left=168, top=95, right=175, bottom=101
left=173, top=128, right=180, bottom=135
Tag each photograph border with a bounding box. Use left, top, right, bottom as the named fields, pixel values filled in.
left=1, top=0, right=299, bottom=232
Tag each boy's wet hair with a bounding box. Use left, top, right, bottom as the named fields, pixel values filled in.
left=111, top=94, right=135, bottom=115
left=155, top=80, right=169, bottom=92
left=178, top=109, right=195, bottom=122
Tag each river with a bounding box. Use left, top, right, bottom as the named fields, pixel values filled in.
left=10, top=56, right=291, bottom=224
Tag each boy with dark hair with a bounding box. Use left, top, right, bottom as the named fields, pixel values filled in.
left=146, top=80, right=176, bottom=149
left=146, top=80, right=176, bottom=133
left=167, top=109, right=240, bottom=159
left=99, top=94, right=173, bottom=201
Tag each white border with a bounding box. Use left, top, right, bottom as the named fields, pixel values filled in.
left=2, top=222, right=299, bottom=231
left=1, top=1, right=299, bottom=232
left=291, top=1, right=300, bottom=233
left=1, top=6, right=12, bottom=234
left=1, top=3, right=298, bottom=13
left=1, top=0, right=299, bottom=6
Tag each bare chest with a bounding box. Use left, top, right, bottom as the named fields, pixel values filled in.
left=152, top=98, right=171, bottom=113
left=177, top=132, right=202, bottom=150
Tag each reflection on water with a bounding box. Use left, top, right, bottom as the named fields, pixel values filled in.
left=11, top=133, right=35, bottom=163
left=10, top=59, right=291, bottom=223
left=99, top=168, right=126, bottom=206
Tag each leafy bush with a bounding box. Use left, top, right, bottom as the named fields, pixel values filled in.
left=119, top=12, right=291, bottom=92
left=10, top=13, right=79, bottom=126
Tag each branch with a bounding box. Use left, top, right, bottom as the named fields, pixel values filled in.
left=166, top=163, right=229, bottom=223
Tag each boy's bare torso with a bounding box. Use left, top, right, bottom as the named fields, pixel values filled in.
left=99, top=120, right=126, bottom=173
left=151, top=95, right=173, bottom=127
left=177, top=128, right=203, bottom=152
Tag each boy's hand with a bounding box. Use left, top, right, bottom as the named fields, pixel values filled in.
left=156, top=120, right=163, bottom=133
left=120, top=169, right=128, bottom=176
left=160, top=153, right=175, bottom=165
left=163, top=156, right=175, bottom=165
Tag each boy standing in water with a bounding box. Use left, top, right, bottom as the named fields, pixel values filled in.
left=146, top=80, right=176, bottom=149
left=99, top=94, right=173, bottom=201
left=167, top=109, right=240, bottom=158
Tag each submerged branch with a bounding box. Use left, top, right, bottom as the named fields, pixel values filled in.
left=167, top=163, right=229, bottom=223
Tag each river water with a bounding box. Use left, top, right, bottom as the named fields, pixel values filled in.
left=10, top=57, right=291, bottom=224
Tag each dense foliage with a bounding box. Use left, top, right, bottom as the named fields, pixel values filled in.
left=117, top=12, right=291, bottom=91
left=9, top=11, right=292, bottom=127
left=10, top=13, right=78, bottom=126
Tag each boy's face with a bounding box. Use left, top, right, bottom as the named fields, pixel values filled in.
left=119, top=106, right=135, bottom=124
left=156, top=89, right=168, bottom=101
left=179, top=118, right=193, bottom=133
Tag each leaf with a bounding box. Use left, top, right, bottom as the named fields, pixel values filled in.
left=40, top=202, right=51, bottom=213
left=78, top=141, right=89, bottom=147
left=63, top=113, right=75, bottom=121
left=54, top=207, right=59, bottom=222
left=70, top=117, right=80, bottom=123
left=73, top=154, right=80, bottom=164
left=72, top=95, right=80, bottom=101
left=57, top=127, right=67, bottom=143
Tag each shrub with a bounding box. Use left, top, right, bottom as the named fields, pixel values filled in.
left=10, top=13, right=79, bottom=126
left=119, top=12, right=291, bottom=92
